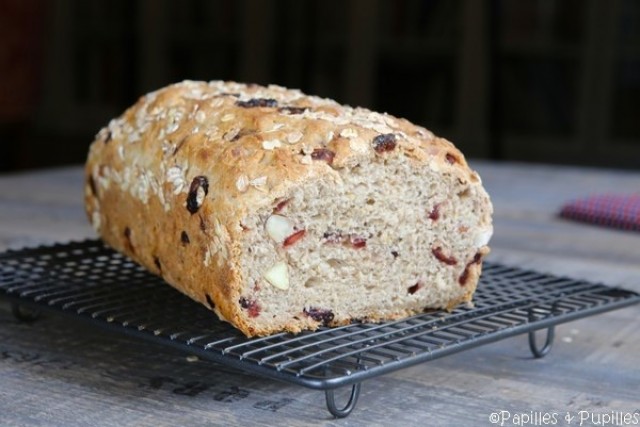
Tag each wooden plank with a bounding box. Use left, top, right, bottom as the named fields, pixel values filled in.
left=1, top=300, right=638, bottom=426
left=472, top=160, right=640, bottom=287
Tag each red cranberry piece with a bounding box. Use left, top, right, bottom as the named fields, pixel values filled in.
left=408, top=283, right=421, bottom=294
left=283, top=229, right=306, bottom=247
left=273, top=198, right=289, bottom=213
left=445, top=153, right=459, bottom=164
left=458, top=252, right=483, bottom=286
left=428, top=203, right=441, bottom=221
left=303, top=307, right=335, bottom=326
left=239, top=297, right=261, bottom=318
left=311, top=148, right=335, bottom=165
left=322, top=231, right=366, bottom=248
left=186, top=176, right=209, bottom=214
left=458, top=269, right=470, bottom=286
left=372, top=133, right=397, bottom=153
left=432, top=246, right=458, bottom=265
left=349, top=235, right=367, bottom=248
left=236, top=98, right=278, bottom=108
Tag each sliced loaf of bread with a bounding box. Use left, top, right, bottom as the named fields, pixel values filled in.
left=84, top=81, right=493, bottom=337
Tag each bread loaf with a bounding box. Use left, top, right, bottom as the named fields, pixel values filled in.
left=84, top=81, right=493, bottom=337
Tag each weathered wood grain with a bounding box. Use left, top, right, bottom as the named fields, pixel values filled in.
left=0, top=163, right=638, bottom=426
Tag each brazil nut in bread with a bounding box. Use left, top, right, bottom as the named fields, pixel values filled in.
left=84, top=80, right=493, bottom=337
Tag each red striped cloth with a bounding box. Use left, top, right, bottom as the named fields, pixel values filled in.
left=559, top=194, right=640, bottom=232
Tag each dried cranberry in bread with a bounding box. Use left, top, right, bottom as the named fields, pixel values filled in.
left=84, top=81, right=493, bottom=337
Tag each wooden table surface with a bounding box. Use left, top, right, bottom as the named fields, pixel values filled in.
left=1, top=161, right=639, bottom=427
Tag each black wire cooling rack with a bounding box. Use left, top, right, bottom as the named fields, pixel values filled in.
left=1, top=240, right=639, bottom=418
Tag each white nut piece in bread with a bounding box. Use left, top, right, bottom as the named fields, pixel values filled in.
left=84, top=80, right=493, bottom=337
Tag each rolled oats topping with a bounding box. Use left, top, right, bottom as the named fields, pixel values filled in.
left=88, top=80, right=458, bottom=216
left=236, top=175, right=250, bottom=192
left=339, top=128, right=358, bottom=139
left=286, top=130, right=304, bottom=144
left=262, top=139, right=282, bottom=150
left=194, top=110, right=206, bottom=123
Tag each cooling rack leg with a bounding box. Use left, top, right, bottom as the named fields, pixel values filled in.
left=11, top=303, right=41, bottom=322
left=528, top=326, right=555, bottom=358
left=325, top=382, right=361, bottom=418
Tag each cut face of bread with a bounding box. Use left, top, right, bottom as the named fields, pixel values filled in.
left=236, top=155, right=492, bottom=335
left=84, top=80, right=493, bottom=337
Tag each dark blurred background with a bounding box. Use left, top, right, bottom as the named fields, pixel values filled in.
left=1, top=0, right=639, bottom=172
